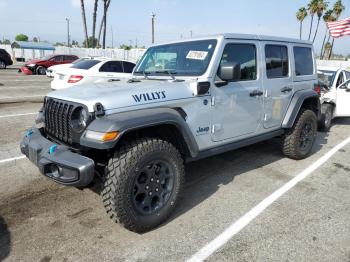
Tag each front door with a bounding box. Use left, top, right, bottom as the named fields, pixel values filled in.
left=335, top=72, right=350, bottom=116
left=211, top=41, right=264, bottom=142
left=262, top=43, right=294, bottom=128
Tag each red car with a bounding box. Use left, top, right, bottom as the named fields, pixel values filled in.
left=20, top=54, right=79, bottom=75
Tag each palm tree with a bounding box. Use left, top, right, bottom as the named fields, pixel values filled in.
left=98, top=0, right=111, bottom=47
left=92, top=0, right=99, bottom=48
left=80, top=0, right=89, bottom=48
left=320, top=10, right=335, bottom=59
left=296, top=7, right=308, bottom=39
left=307, top=0, right=319, bottom=40
left=102, top=0, right=108, bottom=49
left=328, top=0, right=345, bottom=59
left=312, top=0, right=328, bottom=43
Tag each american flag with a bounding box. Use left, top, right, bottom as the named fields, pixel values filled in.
left=327, top=17, right=350, bottom=38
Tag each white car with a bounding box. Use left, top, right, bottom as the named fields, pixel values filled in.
left=51, top=58, right=136, bottom=90
left=46, top=57, right=94, bottom=77
left=317, top=66, right=350, bottom=131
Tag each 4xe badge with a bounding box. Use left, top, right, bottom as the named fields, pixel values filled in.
left=132, top=91, right=166, bottom=103
left=196, top=126, right=210, bottom=136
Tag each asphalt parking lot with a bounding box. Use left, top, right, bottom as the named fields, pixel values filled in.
left=0, top=68, right=349, bottom=262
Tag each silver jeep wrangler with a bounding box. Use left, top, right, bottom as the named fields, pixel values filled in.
left=21, top=34, right=320, bottom=232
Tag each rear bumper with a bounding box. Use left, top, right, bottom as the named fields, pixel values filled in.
left=20, top=128, right=95, bottom=187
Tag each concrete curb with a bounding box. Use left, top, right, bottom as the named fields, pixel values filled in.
left=0, top=95, right=44, bottom=104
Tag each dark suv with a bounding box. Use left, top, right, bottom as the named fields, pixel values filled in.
left=0, top=49, right=13, bottom=69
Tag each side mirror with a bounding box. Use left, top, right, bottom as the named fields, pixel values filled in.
left=218, top=62, right=241, bottom=82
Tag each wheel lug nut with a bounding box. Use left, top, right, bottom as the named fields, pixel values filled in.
left=146, top=186, right=149, bottom=190
left=151, top=178, right=154, bottom=182
left=155, top=188, right=159, bottom=192
left=149, top=192, right=153, bottom=196
left=156, top=179, right=159, bottom=183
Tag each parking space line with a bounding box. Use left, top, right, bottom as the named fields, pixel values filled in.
left=188, top=135, right=350, bottom=262
left=0, top=112, right=36, bottom=118
left=0, top=155, right=26, bottom=164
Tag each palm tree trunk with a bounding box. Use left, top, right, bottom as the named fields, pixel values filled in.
left=312, top=17, right=320, bottom=43
left=80, top=0, right=89, bottom=48
left=98, top=0, right=111, bottom=47
left=320, top=31, right=328, bottom=59
left=328, top=38, right=335, bottom=60
left=308, top=14, right=314, bottom=40
left=300, top=21, right=303, bottom=40
left=322, top=34, right=332, bottom=58
left=102, top=0, right=107, bottom=49
left=92, top=0, right=98, bottom=48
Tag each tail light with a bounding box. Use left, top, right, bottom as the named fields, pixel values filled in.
left=314, top=85, right=321, bottom=95
left=68, top=75, right=83, bottom=83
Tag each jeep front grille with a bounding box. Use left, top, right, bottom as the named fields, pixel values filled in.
left=44, top=98, right=74, bottom=144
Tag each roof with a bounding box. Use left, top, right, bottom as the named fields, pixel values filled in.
left=11, top=41, right=55, bottom=51
left=152, top=33, right=312, bottom=47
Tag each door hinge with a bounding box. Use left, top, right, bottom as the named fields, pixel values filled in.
left=212, top=124, right=222, bottom=133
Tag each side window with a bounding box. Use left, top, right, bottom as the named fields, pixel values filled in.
left=336, top=72, right=345, bottom=87
left=265, top=45, right=289, bottom=78
left=293, top=47, right=313, bottom=76
left=99, top=61, right=123, bottom=72
left=122, top=62, right=135, bottom=73
left=218, top=44, right=257, bottom=81
left=345, top=71, right=350, bottom=81
left=53, top=56, right=63, bottom=62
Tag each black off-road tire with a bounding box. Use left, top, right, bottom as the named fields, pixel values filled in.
left=36, top=66, right=46, bottom=75
left=0, top=60, right=6, bottom=69
left=318, top=103, right=333, bottom=132
left=101, top=138, right=185, bottom=233
left=282, top=109, right=318, bottom=160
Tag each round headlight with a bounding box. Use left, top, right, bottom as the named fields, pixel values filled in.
left=71, top=107, right=88, bottom=132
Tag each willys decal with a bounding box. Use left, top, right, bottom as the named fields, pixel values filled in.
left=132, top=91, right=166, bottom=103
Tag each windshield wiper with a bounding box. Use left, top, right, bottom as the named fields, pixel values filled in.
left=134, top=70, right=151, bottom=79
left=155, top=70, right=177, bottom=81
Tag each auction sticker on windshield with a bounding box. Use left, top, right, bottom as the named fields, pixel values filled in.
left=186, top=51, right=208, bottom=60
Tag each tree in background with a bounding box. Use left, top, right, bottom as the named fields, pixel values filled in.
left=15, top=34, right=29, bottom=41
left=320, top=9, right=335, bottom=59
left=312, top=0, right=328, bottom=43
left=328, top=0, right=345, bottom=59
left=307, top=0, right=319, bottom=40
left=92, top=0, right=98, bottom=48
left=120, top=44, right=132, bottom=50
left=83, top=36, right=99, bottom=48
left=33, top=37, right=39, bottom=42
left=296, top=7, right=308, bottom=39
left=80, top=0, right=89, bottom=47
left=98, top=0, right=111, bottom=47
left=3, top=39, right=11, bottom=45
left=102, top=0, right=108, bottom=49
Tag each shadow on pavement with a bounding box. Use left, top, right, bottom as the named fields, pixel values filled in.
left=0, top=216, right=11, bottom=261
left=89, top=132, right=330, bottom=231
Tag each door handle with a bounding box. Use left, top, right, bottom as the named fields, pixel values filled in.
left=281, top=86, right=293, bottom=93
left=250, top=90, right=263, bottom=97
left=108, top=78, right=120, bottom=82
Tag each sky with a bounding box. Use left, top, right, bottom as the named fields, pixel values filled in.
left=0, top=0, right=349, bottom=55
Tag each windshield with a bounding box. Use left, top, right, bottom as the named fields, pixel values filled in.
left=318, top=70, right=336, bottom=87
left=71, top=59, right=101, bottom=70
left=41, top=55, right=54, bottom=60
left=134, top=40, right=217, bottom=76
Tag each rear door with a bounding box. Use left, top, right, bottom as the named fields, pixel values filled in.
left=335, top=71, right=350, bottom=116
left=262, top=43, right=293, bottom=128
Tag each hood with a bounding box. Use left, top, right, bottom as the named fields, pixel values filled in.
left=47, top=79, right=197, bottom=113
left=25, top=58, right=43, bottom=65
left=48, top=63, right=72, bottom=71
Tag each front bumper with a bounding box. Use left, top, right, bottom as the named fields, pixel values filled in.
left=20, top=128, right=95, bottom=187
left=20, top=66, right=33, bottom=75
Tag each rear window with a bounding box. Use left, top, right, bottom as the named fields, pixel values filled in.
left=293, top=47, right=314, bottom=76
left=71, top=60, right=101, bottom=70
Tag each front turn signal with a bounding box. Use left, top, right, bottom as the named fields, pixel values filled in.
left=85, top=130, right=119, bottom=142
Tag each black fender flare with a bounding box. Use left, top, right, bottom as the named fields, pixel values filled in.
left=282, top=89, right=320, bottom=128
left=80, top=108, right=199, bottom=157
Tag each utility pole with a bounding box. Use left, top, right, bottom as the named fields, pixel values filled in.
left=110, top=26, right=114, bottom=49
left=190, top=30, right=193, bottom=38
left=151, top=13, right=156, bottom=44
left=135, top=38, right=138, bottom=48
left=66, top=18, right=70, bottom=47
